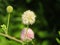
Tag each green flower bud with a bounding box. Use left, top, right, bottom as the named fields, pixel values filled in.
left=1, top=24, right=7, bottom=31
left=6, top=5, right=13, bottom=13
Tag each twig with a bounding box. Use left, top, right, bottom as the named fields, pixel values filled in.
left=0, top=33, right=23, bottom=44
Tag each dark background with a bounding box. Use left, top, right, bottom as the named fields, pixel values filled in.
left=0, top=0, right=60, bottom=45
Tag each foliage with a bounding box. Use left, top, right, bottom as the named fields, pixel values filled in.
left=0, top=0, right=60, bottom=45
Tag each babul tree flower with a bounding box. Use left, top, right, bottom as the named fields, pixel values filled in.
left=6, top=5, right=13, bottom=13
left=22, top=10, right=36, bottom=25
left=21, top=28, right=34, bottom=41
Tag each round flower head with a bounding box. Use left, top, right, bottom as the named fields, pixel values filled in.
left=21, top=28, right=34, bottom=41
left=22, top=10, right=36, bottom=25
left=6, top=5, right=13, bottom=13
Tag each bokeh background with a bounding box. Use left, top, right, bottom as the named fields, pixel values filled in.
left=0, top=0, right=60, bottom=45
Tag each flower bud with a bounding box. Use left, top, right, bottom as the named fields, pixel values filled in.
left=6, top=5, right=13, bottom=13
left=21, top=28, right=34, bottom=41
left=1, top=24, right=7, bottom=30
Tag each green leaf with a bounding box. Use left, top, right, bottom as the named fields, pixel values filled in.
left=56, top=38, right=60, bottom=44
left=0, top=36, right=9, bottom=45
left=8, top=40, right=21, bottom=45
left=58, top=31, right=60, bottom=35
left=38, top=31, right=49, bottom=38
left=13, top=31, right=20, bottom=38
left=42, top=40, right=50, bottom=45
left=26, top=0, right=32, bottom=3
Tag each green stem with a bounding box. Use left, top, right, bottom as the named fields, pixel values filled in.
left=26, top=42, right=28, bottom=45
left=26, top=25, right=29, bottom=45
left=27, top=25, right=29, bottom=29
left=6, top=13, right=10, bottom=34
left=0, top=33, right=23, bottom=44
left=32, top=41, right=34, bottom=45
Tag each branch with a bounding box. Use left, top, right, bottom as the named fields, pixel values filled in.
left=0, top=33, right=23, bottom=44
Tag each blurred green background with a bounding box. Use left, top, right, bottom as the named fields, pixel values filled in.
left=0, top=0, right=60, bottom=45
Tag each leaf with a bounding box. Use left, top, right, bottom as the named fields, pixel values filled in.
left=8, top=40, right=21, bottom=45
left=58, top=31, right=60, bottom=35
left=42, top=40, right=50, bottom=45
left=56, top=38, right=60, bottom=44
left=38, top=31, right=49, bottom=38
left=13, top=31, right=20, bottom=38
left=0, top=36, right=9, bottom=45
left=26, top=0, right=32, bottom=3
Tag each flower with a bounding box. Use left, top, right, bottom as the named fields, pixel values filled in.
left=22, top=10, right=36, bottom=25
left=6, top=5, right=13, bottom=13
left=20, top=28, right=34, bottom=41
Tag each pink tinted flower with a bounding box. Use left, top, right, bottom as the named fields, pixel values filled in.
left=20, top=28, right=34, bottom=41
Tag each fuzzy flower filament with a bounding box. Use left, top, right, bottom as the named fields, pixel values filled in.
left=21, top=28, right=34, bottom=41
left=22, top=10, right=36, bottom=25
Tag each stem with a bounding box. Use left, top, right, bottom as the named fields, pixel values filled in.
left=26, top=25, right=29, bottom=45
left=32, top=41, right=34, bottom=45
left=26, top=42, right=28, bottom=45
left=27, top=25, right=29, bottom=29
left=6, top=13, right=10, bottom=34
left=0, top=33, right=24, bottom=44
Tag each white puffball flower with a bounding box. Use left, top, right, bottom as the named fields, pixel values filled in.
left=22, top=10, right=36, bottom=25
